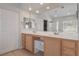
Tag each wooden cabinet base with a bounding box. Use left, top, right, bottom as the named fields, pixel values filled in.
left=22, top=33, right=26, bottom=49
left=62, top=40, right=76, bottom=56
left=25, top=34, right=34, bottom=52
left=22, top=33, right=79, bottom=56
left=44, top=37, right=61, bottom=56
left=77, top=41, right=79, bottom=56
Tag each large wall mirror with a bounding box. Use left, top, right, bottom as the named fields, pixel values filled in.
left=22, top=3, right=78, bottom=34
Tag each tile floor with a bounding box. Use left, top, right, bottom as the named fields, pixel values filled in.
left=1, top=49, right=34, bottom=56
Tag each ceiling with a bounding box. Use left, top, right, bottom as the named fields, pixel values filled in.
left=43, top=3, right=77, bottom=18
left=20, top=3, right=77, bottom=18
left=20, top=3, right=61, bottom=12
left=0, top=3, right=77, bottom=18
left=0, top=3, right=61, bottom=11
left=25, top=3, right=77, bottom=19
left=20, top=3, right=77, bottom=14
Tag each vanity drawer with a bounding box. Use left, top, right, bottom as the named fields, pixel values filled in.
left=62, top=40, right=76, bottom=56
left=62, top=48, right=75, bottom=56
left=62, top=40, right=76, bottom=49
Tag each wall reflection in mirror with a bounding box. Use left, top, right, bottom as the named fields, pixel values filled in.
left=47, top=3, right=77, bottom=33
left=23, top=17, right=36, bottom=29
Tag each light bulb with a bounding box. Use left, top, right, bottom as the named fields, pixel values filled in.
left=25, top=25, right=29, bottom=28
left=46, top=6, right=50, bottom=10
left=36, top=10, right=39, bottom=13
left=29, top=7, right=32, bottom=11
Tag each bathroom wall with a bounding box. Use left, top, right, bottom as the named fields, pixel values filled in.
left=0, top=8, right=20, bottom=54
left=0, top=9, right=2, bottom=53
left=77, top=4, right=79, bottom=38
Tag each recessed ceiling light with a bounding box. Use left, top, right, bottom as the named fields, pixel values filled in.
left=29, top=7, right=32, bottom=11
left=40, top=3, right=44, bottom=5
left=36, top=10, right=39, bottom=14
left=46, top=6, right=50, bottom=10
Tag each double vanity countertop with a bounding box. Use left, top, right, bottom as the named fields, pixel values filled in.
left=22, top=31, right=79, bottom=40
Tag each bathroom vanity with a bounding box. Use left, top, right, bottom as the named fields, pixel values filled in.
left=21, top=32, right=79, bottom=56
left=21, top=3, right=79, bottom=56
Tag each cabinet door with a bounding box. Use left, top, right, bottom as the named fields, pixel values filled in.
left=62, top=40, right=76, bottom=56
left=44, top=37, right=61, bottom=56
left=22, top=34, right=26, bottom=49
left=26, top=34, right=33, bottom=52
left=77, top=41, right=79, bottom=56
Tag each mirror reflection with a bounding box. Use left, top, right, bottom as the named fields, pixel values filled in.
left=23, top=3, right=77, bottom=34
left=23, top=17, right=36, bottom=29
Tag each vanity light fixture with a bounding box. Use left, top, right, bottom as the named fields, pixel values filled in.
left=29, top=7, right=32, bottom=11
left=46, top=6, right=50, bottom=10
left=36, top=10, right=39, bottom=14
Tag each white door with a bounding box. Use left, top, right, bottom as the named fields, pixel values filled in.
left=0, top=9, right=20, bottom=54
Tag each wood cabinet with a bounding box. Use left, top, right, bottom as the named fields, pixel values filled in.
left=44, top=37, right=61, bottom=56
left=22, top=33, right=26, bottom=49
left=62, top=40, right=76, bottom=56
left=25, top=34, right=34, bottom=52
left=22, top=34, right=40, bottom=53
left=77, top=41, right=79, bottom=55
left=22, top=33, right=78, bottom=56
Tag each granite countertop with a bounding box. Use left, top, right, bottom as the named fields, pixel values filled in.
left=22, top=31, right=79, bottom=40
